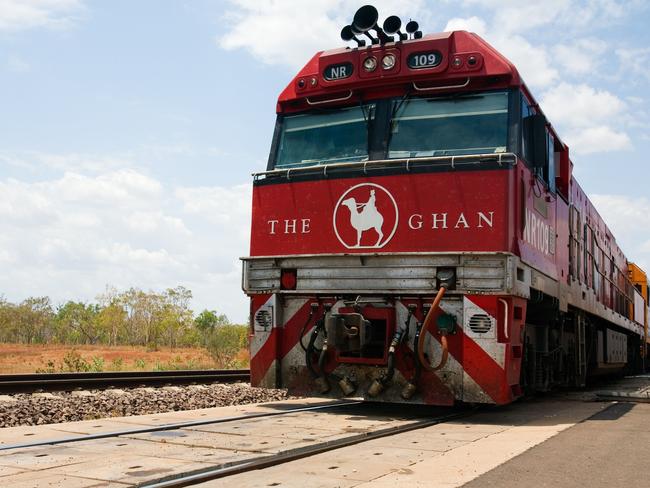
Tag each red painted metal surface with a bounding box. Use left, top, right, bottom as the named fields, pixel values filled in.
left=251, top=171, right=511, bottom=257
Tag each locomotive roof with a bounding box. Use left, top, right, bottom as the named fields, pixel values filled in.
left=278, top=31, right=523, bottom=107
left=277, top=29, right=565, bottom=158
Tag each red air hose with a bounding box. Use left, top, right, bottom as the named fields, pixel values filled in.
left=417, top=285, right=449, bottom=372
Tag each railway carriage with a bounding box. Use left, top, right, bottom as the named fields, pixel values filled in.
left=242, top=5, right=649, bottom=405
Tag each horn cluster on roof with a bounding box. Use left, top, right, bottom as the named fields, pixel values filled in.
left=341, top=5, right=422, bottom=47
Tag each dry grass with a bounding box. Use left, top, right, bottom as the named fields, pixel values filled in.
left=0, top=343, right=231, bottom=374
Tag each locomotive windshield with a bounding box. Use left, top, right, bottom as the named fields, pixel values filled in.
left=271, top=91, right=509, bottom=169
left=388, top=91, right=508, bottom=158
left=274, top=104, right=374, bottom=168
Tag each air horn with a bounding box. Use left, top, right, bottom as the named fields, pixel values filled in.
left=382, top=15, right=407, bottom=41
left=405, top=20, right=423, bottom=39
left=341, top=25, right=366, bottom=47
left=352, top=5, right=391, bottom=45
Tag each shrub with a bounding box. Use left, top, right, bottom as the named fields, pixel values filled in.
left=111, top=357, right=124, bottom=371
left=62, top=350, right=91, bottom=372
left=90, top=356, right=105, bottom=372
left=205, top=324, right=249, bottom=368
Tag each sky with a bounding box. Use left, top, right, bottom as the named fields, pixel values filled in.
left=0, top=0, right=649, bottom=323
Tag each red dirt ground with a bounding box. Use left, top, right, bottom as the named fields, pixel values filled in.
left=0, top=343, right=224, bottom=374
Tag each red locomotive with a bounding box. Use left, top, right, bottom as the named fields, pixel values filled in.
left=242, top=5, right=648, bottom=405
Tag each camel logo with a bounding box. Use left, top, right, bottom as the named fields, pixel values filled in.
left=333, top=183, right=399, bottom=249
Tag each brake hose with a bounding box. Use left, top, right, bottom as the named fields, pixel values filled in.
left=417, top=285, right=449, bottom=372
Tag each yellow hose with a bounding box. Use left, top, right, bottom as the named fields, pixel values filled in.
left=417, top=286, right=449, bottom=372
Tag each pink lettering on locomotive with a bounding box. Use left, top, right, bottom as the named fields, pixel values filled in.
left=242, top=5, right=648, bottom=406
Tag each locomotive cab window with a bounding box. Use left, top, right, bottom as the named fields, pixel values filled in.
left=387, top=91, right=509, bottom=158
left=273, top=104, right=374, bottom=169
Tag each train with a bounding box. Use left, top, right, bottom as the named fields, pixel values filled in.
left=242, top=5, right=649, bottom=406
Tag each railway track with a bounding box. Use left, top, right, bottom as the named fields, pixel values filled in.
left=0, top=399, right=470, bottom=486
left=141, top=406, right=469, bottom=488
left=0, top=369, right=250, bottom=394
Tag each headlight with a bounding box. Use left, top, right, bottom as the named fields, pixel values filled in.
left=363, top=56, right=377, bottom=72
left=381, top=54, right=396, bottom=70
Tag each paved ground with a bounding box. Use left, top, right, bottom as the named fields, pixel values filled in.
left=462, top=401, right=650, bottom=488
left=196, top=399, right=607, bottom=488
left=0, top=375, right=647, bottom=487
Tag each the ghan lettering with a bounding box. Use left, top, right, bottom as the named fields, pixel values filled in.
left=406, top=212, right=496, bottom=231
left=268, top=219, right=311, bottom=235
left=408, top=214, right=423, bottom=229
left=270, top=212, right=493, bottom=236
left=432, top=213, right=448, bottom=229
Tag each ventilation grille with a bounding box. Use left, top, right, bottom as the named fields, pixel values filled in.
left=468, top=313, right=492, bottom=334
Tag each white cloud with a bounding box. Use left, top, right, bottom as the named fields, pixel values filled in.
left=554, top=38, right=607, bottom=75
left=616, top=47, right=650, bottom=84
left=461, top=0, right=636, bottom=32
left=444, top=16, right=487, bottom=36
left=218, top=0, right=426, bottom=68
left=590, top=194, right=650, bottom=271
left=541, top=83, right=626, bottom=127
left=0, top=164, right=253, bottom=322
left=0, top=0, right=84, bottom=32
left=443, top=17, right=558, bottom=89
left=461, top=0, right=570, bottom=34
left=0, top=150, right=135, bottom=174
left=564, top=126, right=631, bottom=154
left=540, top=82, right=631, bottom=154
left=176, top=184, right=251, bottom=225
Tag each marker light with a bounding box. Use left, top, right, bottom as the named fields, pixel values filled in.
left=363, top=56, right=378, bottom=72
left=452, top=56, right=463, bottom=68
left=280, top=269, right=297, bottom=290
left=381, top=54, right=396, bottom=70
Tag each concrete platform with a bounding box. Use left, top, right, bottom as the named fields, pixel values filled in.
left=195, top=400, right=608, bottom=488
left=0, top=382, right=648, bottom=487
left=461, top=401, right=650, bottom=488
left=0, top=397, right=423, bottom=486
left=591, top=373, right=650, bottom=401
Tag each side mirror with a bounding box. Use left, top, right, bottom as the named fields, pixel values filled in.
left=530, top=113, right=548, bottom=175
left=556, top=147, right=572, bottom=199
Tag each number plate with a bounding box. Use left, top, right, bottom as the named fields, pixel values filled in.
left=323, top=62, right=354, bottom=81
left=407, top=51, right=442, bottom=69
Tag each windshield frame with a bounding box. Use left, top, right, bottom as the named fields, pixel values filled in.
left=267, top=89, right=517, bottom=171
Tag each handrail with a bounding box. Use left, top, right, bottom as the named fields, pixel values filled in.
left=253, top=152, right=517, bottom=179
left=412, top=77, right=470, bottom=92
left=306, top=90, right=353, bottom=106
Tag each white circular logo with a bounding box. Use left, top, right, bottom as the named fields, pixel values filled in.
left=332, top=183, right=399, bottom=249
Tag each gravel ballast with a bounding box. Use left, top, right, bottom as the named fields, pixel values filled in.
left=0, top=383, right=289, bottom=427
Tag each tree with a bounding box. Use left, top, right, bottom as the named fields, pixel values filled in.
left=55, top=302, right=101, bottom=344
left=194, top=310, right=229, bottom=332
left=96, top=302, right=127, bottom=346
left=16, top=297, right=54, bottom=344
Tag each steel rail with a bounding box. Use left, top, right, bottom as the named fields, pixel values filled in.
left=0, top=400, right=361, bottom=452
left=0, top=369, right=250, bottom=394
left=138, top=408, right=472, bottom=488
